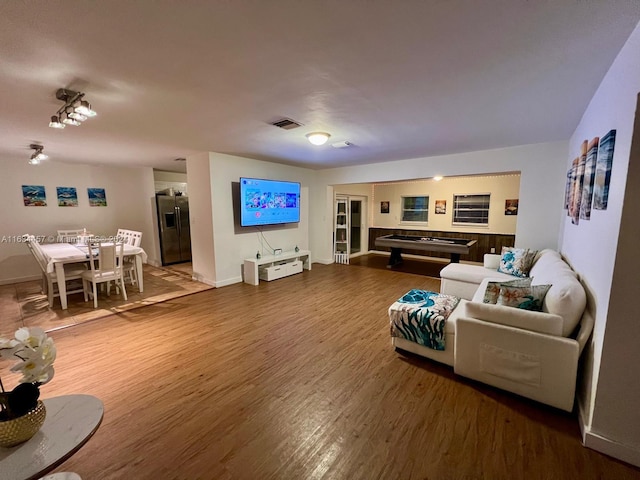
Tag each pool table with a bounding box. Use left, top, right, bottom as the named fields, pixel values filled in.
left=374, top=234, right=477, bottom=266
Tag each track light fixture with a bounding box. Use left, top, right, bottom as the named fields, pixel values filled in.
left=29, top=144, right=48, bottom=165
left=48, top=88, right=97, bottom=129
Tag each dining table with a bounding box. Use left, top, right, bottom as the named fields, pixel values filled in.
left=39, top=242, right=147, bottom=310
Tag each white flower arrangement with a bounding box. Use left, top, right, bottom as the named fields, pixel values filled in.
left=0, top=327, right=56, bottom=420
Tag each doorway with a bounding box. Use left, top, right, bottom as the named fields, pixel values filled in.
left=350, top=199, right=362, bottom=255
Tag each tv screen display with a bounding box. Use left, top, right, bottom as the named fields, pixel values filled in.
left=240, top=177, right=301, bottom=227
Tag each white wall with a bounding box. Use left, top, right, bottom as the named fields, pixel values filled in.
left=0, top=157, right=158, bottom=284
left=563, top=20, right=640, bottom=466
left=207, top=153, right=313, bottom=287
left=311, top=142, right=568, bottom=264
left=186, top=154, right=216, bottom=285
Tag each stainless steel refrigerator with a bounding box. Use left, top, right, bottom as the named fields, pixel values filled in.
left=156, top=194, right=192, bottom=265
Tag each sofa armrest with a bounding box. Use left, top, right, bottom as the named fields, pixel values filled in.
left=484, top=253, right=501, bottom=269
left=454, top=317, right=579, bottom=411
left=575, top=308, right=595, bottom=356
left=464, top=301, right=564, bottom=336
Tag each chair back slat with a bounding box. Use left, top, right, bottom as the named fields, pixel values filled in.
left=87, top=241, right=125, bottom=279
left=99, top=243, right=117, bottom=272
left=57, top=228, right=86, bottom=243
left=116, top=229, right=142, bottom=247
left=24, top=234, right=48, bottom=273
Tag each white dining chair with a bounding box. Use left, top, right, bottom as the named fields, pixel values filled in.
left=82, top=241, right=127, bottom=308
left=24, top=235, right=86, bottom=307
left=57, top=229, right=86, bottom=243
left=116, top=229, right=143, bottom=286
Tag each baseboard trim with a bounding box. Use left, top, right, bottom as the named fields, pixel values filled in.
left=0, top=274, right=40, bottom=285
left=215, top=276, right=242, bottom=288
left=191, top=273, right=216, bottom=287
left=577, top=394, right=640, bottom=467
left=582, top=429, right=640, bottom=467
left=315, top=258, right=334, bottom=265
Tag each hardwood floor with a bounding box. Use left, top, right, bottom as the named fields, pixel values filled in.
left=4, top=263, right=638, bottom=479
left=0, top=262, right=211, bottom=336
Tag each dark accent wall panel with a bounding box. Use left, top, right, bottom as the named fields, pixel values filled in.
left=368, top=228, right=515, bottom=263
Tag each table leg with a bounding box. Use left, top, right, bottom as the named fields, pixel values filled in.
left=450, top=253, right=461, bottom=263
left=54, top=263, right=68, bottom=310
left=387, top=248, right=403, bottom=268
left=135, top=254, right=144, bottom=292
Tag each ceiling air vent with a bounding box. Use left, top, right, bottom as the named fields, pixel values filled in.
left=270, top=117, right=303, bottom=130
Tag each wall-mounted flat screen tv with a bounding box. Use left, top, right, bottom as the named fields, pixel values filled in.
left=239, top=177, right=301, bottom=227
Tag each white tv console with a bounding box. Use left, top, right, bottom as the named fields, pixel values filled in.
left=243, top=249, right=311, bottom=285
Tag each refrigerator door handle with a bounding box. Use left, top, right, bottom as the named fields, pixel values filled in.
left=175, top=206, right=181, bottom=234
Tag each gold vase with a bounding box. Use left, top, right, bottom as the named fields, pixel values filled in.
left=0, top=401, right=46, bottom=448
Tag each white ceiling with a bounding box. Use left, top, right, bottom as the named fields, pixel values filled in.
left=1, top=1, right=639, bottom=173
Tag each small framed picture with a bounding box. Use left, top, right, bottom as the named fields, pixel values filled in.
left=380, top=201, right=390, bottom=214
left=88, top=188, right=107, bottom=207
left=435, top=199, right=446, bottom=214
left=22, top=185, right=47, bottom=206
left=57, top=187, right=78, bottom=207
left=505, top=199, right=519, bottom=215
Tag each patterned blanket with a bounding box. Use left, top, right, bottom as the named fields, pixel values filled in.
left=389, top=290, right=460, bottom=351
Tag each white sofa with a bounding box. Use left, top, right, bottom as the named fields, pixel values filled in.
left=435, top=249, right=594, bottom=411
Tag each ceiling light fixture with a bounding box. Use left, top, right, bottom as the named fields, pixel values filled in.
left=433, top=176, right=443, bottom=181
left=29, top=144, right=48, bottom=165
left=48, top=115, right=65, bottom=129
left=306, top=132, right=330, bottom=146
left=49, top=88, right=97, bottom=129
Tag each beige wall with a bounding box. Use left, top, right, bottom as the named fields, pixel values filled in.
left=0, top=158, right=158, bottom=284
left=370, top=174, right=520, bottom=234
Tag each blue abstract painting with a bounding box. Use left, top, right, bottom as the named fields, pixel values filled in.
left=57, top=186, right=78, bottom=207
left=87, top=188, right=107, bottom=207
left=22, top=185, right=47, bottom=206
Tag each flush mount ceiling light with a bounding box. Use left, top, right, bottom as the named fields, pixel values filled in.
left=306, top=132, right=331, bottom=146
left=433, top=176, right=443, bottom=181
left=29, top=144, right=48, bottom=165
left=48, top=88, right=97, bottom=129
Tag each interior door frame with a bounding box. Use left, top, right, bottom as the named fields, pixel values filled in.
left=344, top=194, right=368, bottom=259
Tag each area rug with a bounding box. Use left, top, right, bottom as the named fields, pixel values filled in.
left=0, top=264, right=213, bottom=335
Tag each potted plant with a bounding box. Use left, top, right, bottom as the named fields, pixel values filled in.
left=0, top=327, right=55, bottom=447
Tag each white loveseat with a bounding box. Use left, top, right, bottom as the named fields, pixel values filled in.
left=437, top=249, right=594, bottom=411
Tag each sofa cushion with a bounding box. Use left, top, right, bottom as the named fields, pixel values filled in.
left=483, top=277, right=532, bottom=304
left=530, top=249, right=576, bottom=281
left=464, top=301, right=564, bottom=336
left=440, top=263, right=515, bottom=285
left=497, top=247, right=537, bottom=277
left=497, top=283, right=551, bottom=311
left=540, top=273, right=586, bottom=337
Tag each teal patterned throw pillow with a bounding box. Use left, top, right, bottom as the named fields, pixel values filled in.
left=497, top=247, right=537, bottom=278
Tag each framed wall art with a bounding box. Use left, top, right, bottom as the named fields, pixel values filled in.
left=87, top=188, right=107, bottom=207
left=593, top=129, right=616, bottom=210
left=579, top=137, right=599, bottom=220
left=505, top=199, right=518, bottom=215
left=22, top=185, right=47, bottom=206
left=57, top=187, right=78, bottom=207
